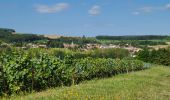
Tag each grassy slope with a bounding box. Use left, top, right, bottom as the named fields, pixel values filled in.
left=9, top=66, right=170, bottom=100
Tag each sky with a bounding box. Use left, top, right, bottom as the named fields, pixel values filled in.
left=0, top=0, right=170, bottom=36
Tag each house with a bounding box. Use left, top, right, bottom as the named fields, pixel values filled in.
left=100, top=44, right=120, bottom=49
left=26, top=43, right=47, bottom=48
left=86, top=44, right=100, bottom=49
left=63, top=42, right=78, bottom=48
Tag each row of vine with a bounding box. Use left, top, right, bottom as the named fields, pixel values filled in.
left=0, top=51, right=147, bottom=96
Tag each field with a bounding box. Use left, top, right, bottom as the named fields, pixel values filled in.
left=0, top=29, right=170, bottom=100
left=148, top=45, right=170, bottom=50
left=8, top=66, right=170, bottom=100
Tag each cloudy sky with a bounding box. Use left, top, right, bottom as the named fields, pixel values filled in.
left=0, top=0, right=170, bottom=36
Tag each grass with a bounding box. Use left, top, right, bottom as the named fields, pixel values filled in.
left=4, top=66, right=170, bottom=100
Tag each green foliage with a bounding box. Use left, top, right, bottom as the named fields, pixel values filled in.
left=0, top=28, right=15, bottom=33
left=96, top=35, right=170, bottom=40
left=0, top=50, right=145, bottom=96
left=47, top=40, right=64, bottom=48
left=99, top=40, right=167, bottom=48
left=22, top=48, right=130, bottom=60
left=73, top=58, right=144, bottom=83
left=137, top=48, right=170, bottom=66
left=86, top=48, right=129, bottom=59
left=51, top=36, right=99, bottom=45
left=10, top=67, right=170, bottom=100
left=0, top=28, right=46, bottom=43
left=9, top=34, right=45, bottom=42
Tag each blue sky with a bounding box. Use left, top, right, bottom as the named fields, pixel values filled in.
left=0, top=0, right=170, bottom=36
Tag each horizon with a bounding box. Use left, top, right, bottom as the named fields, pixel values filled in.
left=0, top=0, right=170, bottom=36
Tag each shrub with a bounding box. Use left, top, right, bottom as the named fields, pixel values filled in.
left=0, top=51, right=145, bottom=96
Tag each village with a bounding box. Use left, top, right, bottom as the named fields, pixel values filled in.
left=15, top=42, right=142, bottom=56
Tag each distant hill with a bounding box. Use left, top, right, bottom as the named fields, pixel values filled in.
left=0, top=28, right=46, bottom=42
left=96, top=35, right=170, bottom=40
left=0, top=28, right=15, bottom=33
left=1, top=28, right=169, bottom=43
left=44, top=34, right=61, bottom=39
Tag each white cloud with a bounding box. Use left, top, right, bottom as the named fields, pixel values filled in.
left=132, top=11, right=140, bottom=15
left=88, top=5, right=101, bottom=16
left=132, top=3, right=170, bottom=15
left=165, top=4, right=170, bottom=9
left=132, top=6, right=155, bottom=15
left=35, top=3, right=70, bottom=13
left=139, top=7, right=154, bottom=13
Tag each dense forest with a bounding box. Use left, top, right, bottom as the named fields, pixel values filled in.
left=96, top=35, right=170, bottom=40
left=0, top=28, right=46, bottom=43
left=100, top=40, right=167, bottom=47
left=47, top=37, right=99, bottom=48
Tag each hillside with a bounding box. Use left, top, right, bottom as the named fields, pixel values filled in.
left=10, top=66, right=170, bottom=100
left=0, top=28, right=46, bottom=42
left=44, top=34, right=61, bottom=39
left=96, top=35, right=170, bottom=40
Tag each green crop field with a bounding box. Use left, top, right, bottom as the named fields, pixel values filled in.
left=7, top=66, right=170, bottom=100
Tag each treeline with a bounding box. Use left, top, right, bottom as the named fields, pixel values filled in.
left=47, top=36, right=99, bottom=48
left=0, top=48, right=146, bottom=95
left=0, top=29, right=46, bottom=43
left=0, top=28, right=100, bottom=48
left=109, top=40, right=167, bottom=46
left=0, top=28, right=15, bottom=33
left=96, top=35, right=170, bottom=40
left=52, top=36, right=98, bottom=44
left=137, top=48, right=170, bottom=66
left=0, top=48, right=130, bottom=60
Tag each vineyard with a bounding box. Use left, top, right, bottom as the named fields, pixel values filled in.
left=1, top=0, right=170, bottom=98
left=0, top=49, right=146, bottom=96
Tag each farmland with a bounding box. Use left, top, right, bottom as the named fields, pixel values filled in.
left=0, top=48, right=145, bottom=96
left=7, top=66, right=170, bottom=100
left=0, top=28, right=170, bottom=99
left=1, top=0, right=170, bottom=99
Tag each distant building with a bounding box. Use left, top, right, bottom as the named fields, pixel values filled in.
left=44, top=34, right=61, bottom=39
left=26, top=43, right=47, bottom=48
left=86, top=44, right=100, bottom=49
left=63, top=42, right=78, bottom=48
left=100, top=45, right=119, bottom=49
left=124, top=46, right=142, bottom=56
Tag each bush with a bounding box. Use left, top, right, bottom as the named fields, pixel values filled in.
left=0, top=51, right=145, bottom=95
left=137, top=48, right=170, bottom=66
